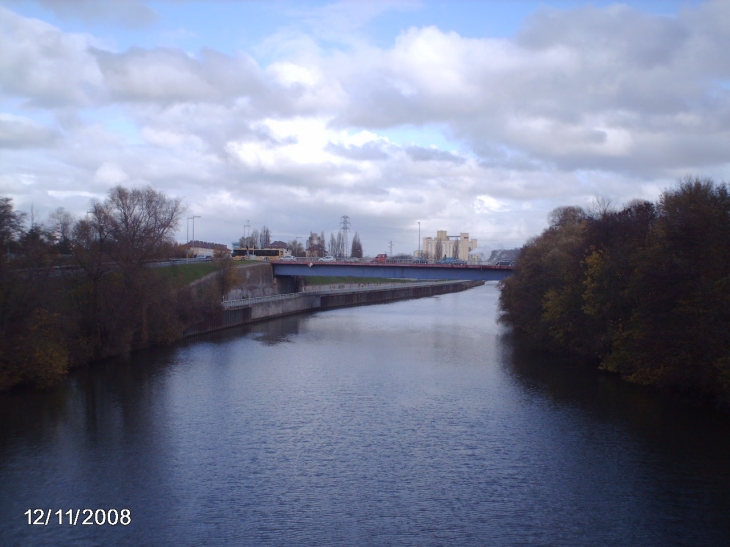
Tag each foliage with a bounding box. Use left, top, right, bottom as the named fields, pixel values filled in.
left=287, top=239, right=305, bottom=257
left=499, top=177, right=730, bottom=407
left=0, top=186, right=224, bottom=391
left=351, top=232, right=363, bottom=258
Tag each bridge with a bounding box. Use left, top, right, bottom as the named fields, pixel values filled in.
left=272, top=261, right=514, bottom=281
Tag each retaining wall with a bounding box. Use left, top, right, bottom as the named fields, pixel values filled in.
left=183, top=280, right=483, bottom=337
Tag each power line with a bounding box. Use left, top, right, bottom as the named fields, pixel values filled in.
left=340, top=215, right=350, bottom=257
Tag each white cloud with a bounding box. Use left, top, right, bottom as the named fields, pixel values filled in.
left=2, top=2, right=729, bottom=253
left=93, top=162, right=129, bottom=186
left=0, top=113, right=57, bottom=148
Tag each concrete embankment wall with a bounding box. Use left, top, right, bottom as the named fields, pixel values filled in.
left=318, top=280, right=483, bottom=310
left=183, top=280, right=483, bottom=337
left=183, top=293, right=321, bottom=337
left=187, top=262, right=294, bottom=300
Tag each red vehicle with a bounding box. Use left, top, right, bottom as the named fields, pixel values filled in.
left=372, top=254, right=388, bottom=263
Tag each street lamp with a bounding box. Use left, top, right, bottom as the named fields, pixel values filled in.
left=187, top=215, right=200, bottom=262
left=418, top=221, right=421, bottom=258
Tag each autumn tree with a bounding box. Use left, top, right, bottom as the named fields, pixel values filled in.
left=69, top=185, right=185, bottom=360
left=499, top=179, right=730, bottom=407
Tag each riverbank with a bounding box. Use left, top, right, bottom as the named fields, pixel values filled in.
left=499, top=179, right=730, bottom=411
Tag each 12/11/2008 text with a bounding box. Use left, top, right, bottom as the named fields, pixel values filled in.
left=25, top=509, right=131, bottom=526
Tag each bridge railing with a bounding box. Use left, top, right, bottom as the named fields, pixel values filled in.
left=274, top=258, right=503, bottom=267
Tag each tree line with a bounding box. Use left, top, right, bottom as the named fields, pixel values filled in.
left=238, top=226, right=363, bottom=258
left=0, top=186, right=224, bottom=390
left=499, top=177, right=730, bottom=408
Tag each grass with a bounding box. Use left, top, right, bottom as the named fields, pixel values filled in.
left=152, top=262, right=220, bottom=289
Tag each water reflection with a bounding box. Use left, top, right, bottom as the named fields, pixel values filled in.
left=1, top=284, right=729, bottom=546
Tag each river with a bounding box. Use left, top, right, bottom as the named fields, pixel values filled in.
left=1, top=283, right=730, bottom=546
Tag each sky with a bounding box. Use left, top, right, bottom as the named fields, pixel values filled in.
left=1, top=0, right=728, bottom=257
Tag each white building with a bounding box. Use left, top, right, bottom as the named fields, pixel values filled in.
left=421, top=231, right=477, bottom=261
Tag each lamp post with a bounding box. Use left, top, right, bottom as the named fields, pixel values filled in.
left=418, top=221, right=420, bottom=258
left=188, top=215, right=200, bottom=261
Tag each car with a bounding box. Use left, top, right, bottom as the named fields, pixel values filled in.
left=495, top=260, right=516, bottom=267
left=412, top=258, right=428, bottom=264
left=318, top=255, right=336, bottom=262
left=437, top=257, right=467, bottom=265
left=279, top=255, right=297, bottom=261
left=371, top=253, right=388, bottom=264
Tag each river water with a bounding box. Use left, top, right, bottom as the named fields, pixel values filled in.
left=1, top=283, right=730, bottom=546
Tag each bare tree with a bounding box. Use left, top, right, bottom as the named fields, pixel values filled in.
left=287, top=239, right=304, bottom=257
left=587, top=195, right=615, bottom=219
left=0, top=197, right=26, bottom=261
left=259, top=226, right=271, bottom=249
left=98, top=185, right=185, bottom=269
left=335, top=231, right=345, bottom=258
left=434, top=239, right=443, bottom=261
left=47, top=207, right=75, bottom=253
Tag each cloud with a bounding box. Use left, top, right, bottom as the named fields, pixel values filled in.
left=2, top=2, right=730, bottom=254
left=0, top=114, right=57, bottom=148
left=12, top=0, right=159, bottom=27
left=405, top=146, right=465, bottom=164
left=93, top=47, right=266, bottom=105
left=0, top=7, right=103, bottom=107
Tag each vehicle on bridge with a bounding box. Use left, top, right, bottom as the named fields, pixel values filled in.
left=495, top=260, right=516, bottom=267
left=279, top=255, right=298, bottom=261
left=437, top=257, right=467, bottom=265
left=319, top=255, right=336, bottom=262
left=372, top=254, right=388, bottom=263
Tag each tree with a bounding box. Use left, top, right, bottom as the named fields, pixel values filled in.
left=249, top=229, right=259, bottom=250
left=335, top=232, right=345, bottom=258
left=68, top=185, right=185, bottom=360
left=259, top=226, right=271, bottom=249
left=92, top=185, right=185, bottom=269
left=287, top=239, right=304, bottom=257
left=434, top=239, right=443, bottom=261
left=452, top=238, right=459, bottom=259
left=350, top=232, right=363, bottom=258
left=47, top=207, right=75, bottom=253
left=328, top=233, right=337, bottom=257
left=0, top=197, right=26, bottom=262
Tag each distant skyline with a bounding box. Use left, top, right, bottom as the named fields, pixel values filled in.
left=1, top=0, right=727, bottom=256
